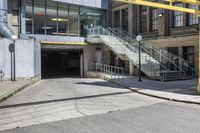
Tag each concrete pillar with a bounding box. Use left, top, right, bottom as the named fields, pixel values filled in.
left=7, top=14, right=13, bottom=31
left=103, top=47, right=111, bottom=65
left=80, top=53, right=84, bottom=77
left=108, top=0, right=112, bottom=27
left=120, top=10, right=122, bottom=29
left=124, top=60, right=129, bottom=74
left=136, top=6, right=141, bottom=33
left=95, top=48, right=102, bottom=64
left=128, top=5, right=133, bottom=37
left=147, top=7, right=151, bottom=32
left=178, top=46, right=183, bottom=58
left=132, top=5, right=138, bottom=37
left=129, top=60, right=134, bottom=75
left=158, top=15, right=165, bottom=36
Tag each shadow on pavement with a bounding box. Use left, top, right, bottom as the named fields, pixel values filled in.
left=0, top=91, right=132, bottom=109
left=75, top=81, right=124, bottom=89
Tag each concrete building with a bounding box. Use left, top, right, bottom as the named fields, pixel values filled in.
left=0, top=0, right=197, bottom=81
left=111, top=2, right=199, bottom=72
left=0, top=0, right=108, bottom=80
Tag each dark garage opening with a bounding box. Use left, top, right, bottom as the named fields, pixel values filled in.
left=41, top=49, right=82, bottom=79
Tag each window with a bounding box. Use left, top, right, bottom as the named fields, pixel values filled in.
left=140, top=6, right=147, bottom=32
left=69, top=5, right=79, bottom=36
left=114, top=10, right=120, bottom=27
left=173, top=3, right=184, bottom=27
left=24, top=0, right=33, bottom=34
left=189, top=4, right=199, bottom=25
left=46, top=1, right=57, bottom=35
left=80, top=7, right=102, bottom=36
left=122, top=8, right=128, bottom=32
left=151, top=8, right=159, bottom=31
left=58, top=3, right=69, bottom=36
left=22, top=0, right=105, bottom=37
left=34, top=0, right=45, bottom=34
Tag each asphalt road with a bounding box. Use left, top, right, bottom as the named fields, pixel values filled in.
left=1, top=101, right=200, bottom=133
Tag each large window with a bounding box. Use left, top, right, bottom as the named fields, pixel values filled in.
left=114, top=11, right=120, bottom=27
left=69, top=5, right=79, bottom=36
left=46, top=1, right=58, bottom=35
left=34, top=0, right=45, bottom=34
left=189, top=4, right=199, bottom=25
left=80, top=7, right=102, bottom=36
left=22, top=0, right=105, bottom=37
left=151, top=8, right=159, bottom=31
left=122, top=8, right=128, bottom=32
left=140, top=6, right=147, bottom=32
left=58, top=3, right=69, bottom=36
left=173, top=3, right=184, bottom=27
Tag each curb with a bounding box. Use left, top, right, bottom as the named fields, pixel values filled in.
left=0, top=76, right=40, bottom=103
left=103, top=77, right=200, bottom=105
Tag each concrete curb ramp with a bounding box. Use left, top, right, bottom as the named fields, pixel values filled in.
left=0, top=76, right=40, bottom=103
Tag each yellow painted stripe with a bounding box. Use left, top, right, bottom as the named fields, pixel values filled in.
left=112, top=0, right=200, bottom=15
left=41, top=41, right=88, bottom=45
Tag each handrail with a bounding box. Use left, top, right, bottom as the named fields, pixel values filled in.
left=87, top=26, right=195, bottom=81
left=108, top=27, right=171, bottom=72
left=112, top=27, right=197, bottom=76
left=88, top=26, right=170, bottom=79
left=88, top=63, right=125, bottom=81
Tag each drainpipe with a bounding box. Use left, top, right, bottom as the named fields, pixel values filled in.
left=0, top=0, right=17, bottom=40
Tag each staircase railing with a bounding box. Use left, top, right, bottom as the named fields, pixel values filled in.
left=88, top=26, right=171, bottom=80
left=112, top=27, right=197, bottom=77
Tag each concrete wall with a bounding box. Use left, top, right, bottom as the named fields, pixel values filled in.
left=21, top=34, right=85, bottom=43
left=83, top=46, right=97, bottom=72
left=0, top=38, right=41, bottom=80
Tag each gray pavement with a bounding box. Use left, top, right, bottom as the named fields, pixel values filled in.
left=109, top=76, right=200, bottom=104
left=0, top=77, right=39, bottom=102
left=1, top=101, right=200, bottom=133
left=0, top=78, right=164, bottom=131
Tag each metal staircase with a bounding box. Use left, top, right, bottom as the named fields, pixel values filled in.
left=87, top=26, right=197, bottom=81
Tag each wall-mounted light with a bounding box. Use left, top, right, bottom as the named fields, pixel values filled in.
left=158, top=13, right=164, bottom=17
left=158, top=9, right=164, bottom=17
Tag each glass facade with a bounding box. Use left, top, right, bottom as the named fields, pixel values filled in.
left=80, top=7, right=104, bottom=36
left=24, top=0, right=33, bottom=34
left=46, top=1, right=57, bottom=35
left=21, top=0, right=106, bottom=37
left=34, top=0, right=45, bottom=34
left=58, top=3, right=69, bottom=36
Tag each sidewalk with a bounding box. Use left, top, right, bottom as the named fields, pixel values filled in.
left=0, top=77, right=40, bottom=102
left=114, top=76, right=200, bottom=104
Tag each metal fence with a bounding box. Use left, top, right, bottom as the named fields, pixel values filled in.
left=88, top=63, right=125, bottom=82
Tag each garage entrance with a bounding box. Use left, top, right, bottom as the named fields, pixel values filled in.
left=41, top=49, right=83, bottom=79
